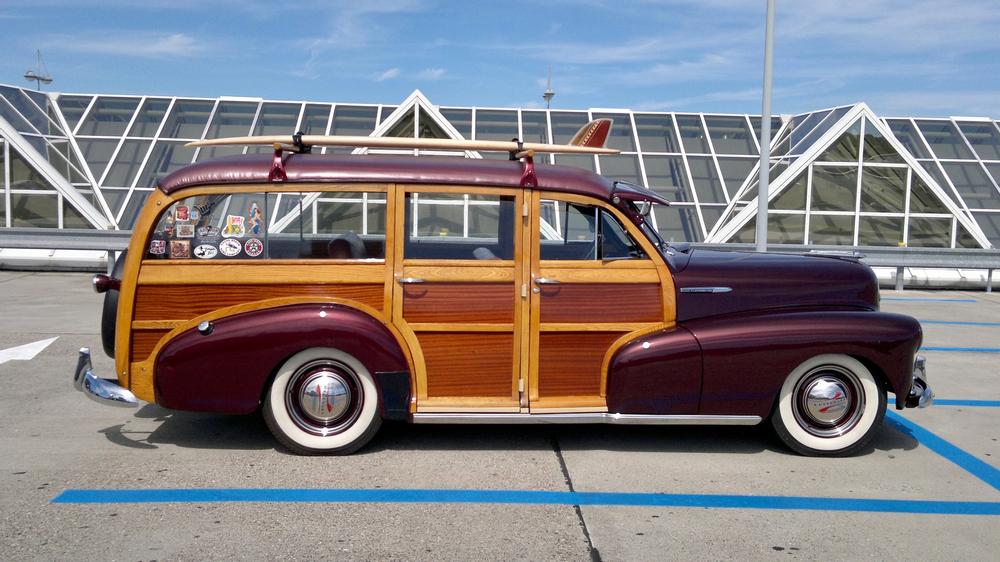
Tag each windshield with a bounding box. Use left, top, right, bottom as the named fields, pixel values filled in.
left=625, top=201, right=677, bottom=264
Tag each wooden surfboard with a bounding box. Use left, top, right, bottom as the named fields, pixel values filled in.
left=187, top=134, right=618, bottom=154
left=186, top=119, right=619, bottom=155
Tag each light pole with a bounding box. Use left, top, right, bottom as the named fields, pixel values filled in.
left=755, top=0, right=775, bottom=252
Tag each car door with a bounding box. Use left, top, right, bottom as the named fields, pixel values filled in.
left=527, top=192, right=675, bottom=412
left=393, top=186, right=526, bottom=412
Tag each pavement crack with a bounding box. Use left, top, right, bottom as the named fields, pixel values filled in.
left=550, top=433, right=602, bottom=562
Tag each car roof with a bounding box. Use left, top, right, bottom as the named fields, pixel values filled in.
left=157, top=153, right=670, bottom=205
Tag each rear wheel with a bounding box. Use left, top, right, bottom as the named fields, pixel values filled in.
left=263, top=348, right=381, bottom=455
left=771, top=354, right=885, bottom=457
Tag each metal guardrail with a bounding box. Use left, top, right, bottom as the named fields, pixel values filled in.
left=0, top=228, right=130, bottom=274
left=692, top=243, right=999, bottom=292
left=0, top=229, right=997, bottom=291
left=0, top=228, right=131, bottom=251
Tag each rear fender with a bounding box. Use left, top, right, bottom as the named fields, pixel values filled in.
left=687, top=311, right=921, bottom=417
left=154, top=302, right=410, bottom=416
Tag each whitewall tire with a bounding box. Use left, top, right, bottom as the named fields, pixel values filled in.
left=771, top=354, right=885, bottom=457
left=263, top=348, right=381, bottom=455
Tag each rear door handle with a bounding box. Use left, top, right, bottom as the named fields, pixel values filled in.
left=534, top=277, right=560, bottom=285
left=398, top=277, right=425, bottom=284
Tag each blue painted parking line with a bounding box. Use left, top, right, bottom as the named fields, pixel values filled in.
left=921, top=346, right=1000, bottom=353
left=933, top=399, right=1000, bottom=408
left=50, top=488, right=1000, bottom=515
left=920, top=320, right=1000, bottom=327
left=882, top=297, right=978, bottom=303
left=885, top=411, right=1000, bottom=492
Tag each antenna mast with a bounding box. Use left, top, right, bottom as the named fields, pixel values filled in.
left=24, top=50, right=53, bottom=90
left=543, top=67, right=555, bottom=109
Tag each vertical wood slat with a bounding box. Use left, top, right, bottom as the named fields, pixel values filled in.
left=418, top=332, right=515, bottom=398
left=537, top=332, right=621, bottom=397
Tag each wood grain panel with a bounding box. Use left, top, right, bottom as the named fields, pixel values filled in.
left=537, top=332, right=621, bottom=397
left=134, top=284, right=383, bottom=320
left=418, top=332, right=514, bottom=398
left=403, top=283, right=514, bottom=323
left=131, top=329, right=170, bottom=362
left=138, top=262, right=385, bottom=284
left=538, top=283, right=662, bottom=323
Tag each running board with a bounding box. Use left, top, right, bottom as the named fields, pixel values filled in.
left=411, top=413, right=762, bottom=425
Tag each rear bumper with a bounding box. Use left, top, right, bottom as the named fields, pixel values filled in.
left=904, top=355, right=933, bottom=408
left=72, top=348, right=138, bottom=407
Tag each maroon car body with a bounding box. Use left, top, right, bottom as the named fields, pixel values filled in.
left=77, top=151, right=931, bottom=457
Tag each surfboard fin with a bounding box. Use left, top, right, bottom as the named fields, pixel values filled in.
left=569, top=119, right=613, bottom=148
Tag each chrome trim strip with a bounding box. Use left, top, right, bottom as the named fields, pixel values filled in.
left=411, top=413, right=761, bottom=425
left=679, top=286, right=732, bottom=294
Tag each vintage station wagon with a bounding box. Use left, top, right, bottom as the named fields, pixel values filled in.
left=75, top=132, right=932, bottom=457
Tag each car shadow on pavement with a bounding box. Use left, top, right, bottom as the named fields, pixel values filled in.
left=99, top=404, right=920, bottom=457
left=99, top=404, right=273, bottom=451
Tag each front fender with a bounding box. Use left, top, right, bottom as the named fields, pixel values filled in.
left=154, top=303, right=409, bottom=415
left=606, top=326, right=702, bottom=415
left=686, top=310, right=922, bottom=417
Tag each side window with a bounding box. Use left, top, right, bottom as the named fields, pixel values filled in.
left=404, top=192, right=515, bottom=260
left=147, top=191, right=387, bottom=260
left=539, top=199, right=646, bottom=261
left=147, top=192, right=268, bottom=260
left=268, top=191, right=386, bottom=259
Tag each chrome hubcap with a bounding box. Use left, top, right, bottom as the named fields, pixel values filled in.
left=792, top=366, right=865, bottom=438
left=285, top=359, right=363, bottom=436
left=803, top=378, right=850, bottom=424
left=297, top=371, right=352, bottom=423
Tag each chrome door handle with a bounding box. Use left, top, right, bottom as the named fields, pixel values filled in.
left=398, top=277, right=425, bottom=284
left=534, top=277, right=560, bottom=285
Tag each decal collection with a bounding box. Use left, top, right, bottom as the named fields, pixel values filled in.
left=148, top=198, right=268, bottom=259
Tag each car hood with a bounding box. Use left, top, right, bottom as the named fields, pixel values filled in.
left=672, top=249, right=879, bottom=323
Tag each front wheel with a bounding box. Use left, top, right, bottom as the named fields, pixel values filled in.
left=771, top=354, right=885, bottom=457
left=263, top=348, right=381, bottom=455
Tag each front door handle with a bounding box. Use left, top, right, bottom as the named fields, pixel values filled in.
left=534, top=277, right=560, bottom=285
left=398, top=277, right=425, bottom=284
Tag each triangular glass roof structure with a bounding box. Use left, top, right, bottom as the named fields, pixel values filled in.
left=706, top=103, right=991, bottom=248
left=269, top=90, right=477, bottom=233
left=0, top=109, right=111, bottom=229
left=355, top=90, right=479, bottom=158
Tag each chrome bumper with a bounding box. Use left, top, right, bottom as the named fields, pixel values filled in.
left=905, top=355, right=933, bottom=408
left=72, top=348, right=138, bottom=407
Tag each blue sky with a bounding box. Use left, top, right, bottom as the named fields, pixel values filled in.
left=3, top=0, right=999, bottom=117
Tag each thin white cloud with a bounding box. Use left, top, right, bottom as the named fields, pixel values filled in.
left=417, top=68, right=446, bottom=80
left=374, top=67, right=400, bottom=81
left=617, top=53, right=736, bottom=85
left=636, top=78, right=843, bottom=111
left=42, top=32, right=208, bottom=58
left=867, top=91, right=1000, bottom=118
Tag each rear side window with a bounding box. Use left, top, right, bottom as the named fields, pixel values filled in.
left=146, top=191, right=386, bottom=260
left=403, top=192, right=515, bottom=260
